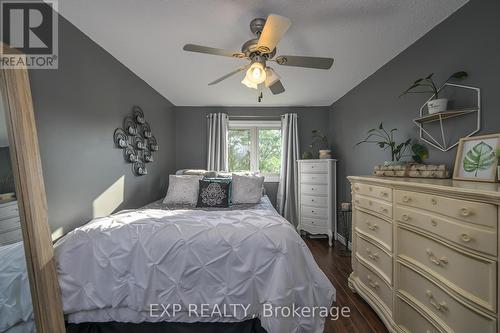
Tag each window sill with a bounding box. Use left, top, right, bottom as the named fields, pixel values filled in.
left=263, top=175, right=280, bottom=183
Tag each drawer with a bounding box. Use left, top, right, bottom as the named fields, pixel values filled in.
left=301, top=205, right=328, bottom=219
left=395, top=190, right=497, bottom=228
left=355, top=233, right=392, bottom=284
left=301, top=195, right=327, bottom=208
left=0, top=227, right=22, bottom=246
left=397, top=263, right=496, bottom=333
left=354, top=258, right=393, bottom=312
left=301, top=184, right=327, bottom=196
left=300, top=173, right=328, bottom=184
left=353, top=194, right=392, bottom=219
left=301, top=216, right=328, bottom=228
left=0, top=216, right=21, bottom=233
left=395, top=206, right=497, bottom=256
left=397, top=227, right=496, bottom=311
left=0, top=201, right=19, bottom=220
left=354, top=209, right=392, bottom=251
left=396, top=296, right=443, bottom=333
left=352, top=182, right=392, bottom=203
left=300, top=162, right=328, bottom=174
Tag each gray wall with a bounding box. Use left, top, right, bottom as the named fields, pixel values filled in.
left=175, top=106, right=330, bottom=206
left=329, top=0, right=500, bottom=203
left=29, top=16, right=176, bottom=235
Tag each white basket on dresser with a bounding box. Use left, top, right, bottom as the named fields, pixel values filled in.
left=348, top=176, right=500, bottom=333
left=297, top=159, right=337, bottom=246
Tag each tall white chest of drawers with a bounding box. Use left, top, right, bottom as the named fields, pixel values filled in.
left=297, top=159, right=337, bottom=247
left=348, top=176, right=500, bottom=333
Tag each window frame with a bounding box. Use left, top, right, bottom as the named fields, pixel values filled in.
left=228, top=120, right=282, bottom=182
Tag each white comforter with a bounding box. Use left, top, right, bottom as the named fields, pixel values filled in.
left=0, top=242, right=34, bottom=333
left=55, top=198, right=335, bottom=333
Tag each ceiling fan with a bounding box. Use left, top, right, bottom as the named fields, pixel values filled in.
left=183, top=14, right=334, bottom=95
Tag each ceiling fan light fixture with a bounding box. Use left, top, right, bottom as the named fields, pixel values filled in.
left=241, top=75, right=258, bottom=89
left=246, top=62, right=267, bottom=84
left=264, top=67, right=280, bottom=87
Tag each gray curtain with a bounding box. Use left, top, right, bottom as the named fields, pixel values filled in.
left=207, top=113, right=228, bottom=171
left=277, top=113, right=300, bottom=227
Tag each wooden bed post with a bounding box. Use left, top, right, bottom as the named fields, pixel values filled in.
left=0, top=43, right=66, bottom=333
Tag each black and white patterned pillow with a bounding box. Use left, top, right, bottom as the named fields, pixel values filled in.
left=196, top=180, right=230, bottom=208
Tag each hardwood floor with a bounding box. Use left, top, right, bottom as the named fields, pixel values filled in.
left=304, top=238, right=389, bottom=333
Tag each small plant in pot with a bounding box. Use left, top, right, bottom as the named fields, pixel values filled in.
left=400, top=71, right=468, bottom=114
left=356, top=123, right=428, bottom=165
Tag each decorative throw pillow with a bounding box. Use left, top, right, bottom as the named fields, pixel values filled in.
left=231, top=174, right=265, bottom=204
left=163, top=175, right=203, bottom=206
left=197, top=180, right=230, bottom=208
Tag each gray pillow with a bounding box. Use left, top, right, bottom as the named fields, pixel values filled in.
left=163, top=175, right=203, bottom=206
left=231, top=174, right=265, bottom=204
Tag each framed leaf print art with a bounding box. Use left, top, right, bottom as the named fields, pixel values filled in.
left=453, top=134, right=500, bottom=182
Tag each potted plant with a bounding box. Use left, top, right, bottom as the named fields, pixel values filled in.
left=356, top=123, right=427, bottom=165
left=400, top=71, right=468, bottom=114
left=302, top=129, right=330, bottom=159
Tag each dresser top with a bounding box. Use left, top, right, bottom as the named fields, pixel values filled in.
left=297, top=159, right=337, bottom=163
left=348, top=176, right=500, bottom=201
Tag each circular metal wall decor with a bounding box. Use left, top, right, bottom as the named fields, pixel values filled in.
left=114, top=106, right=159, bottom=176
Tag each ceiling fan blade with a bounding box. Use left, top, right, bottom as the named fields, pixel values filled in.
left=208, top=64, right=250, bottom=85
left=269, top=80, right=285, bottom=95
left=256, top=14, right=291, bottom=54
left=183, top=44, right=245, bottom=58
left=275, top=55, right=334, bottom=69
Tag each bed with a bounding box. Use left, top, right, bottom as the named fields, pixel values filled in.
left=0, top=241, right=35, bottom=333
left=55, top=195, right=336, bottom=333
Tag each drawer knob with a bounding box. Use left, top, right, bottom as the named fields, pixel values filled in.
left=402, top=196, right=411, bottom=203
left=460, top=208, right=472, bottom=217
left=368, top=200, right=373, bottom=206
left=368, top=186, right=373, bottom=191
left=311, top=199, right=315, bottom=202
left=431, top=198, right=437, bottom=205
left=366, top=222, right=378, bottom=231
left=366, top=248, right=379, bottom=261
left=354, top=186, right=360, bottom=191
left=431, top=219, right=438, bottom=227
left=380, top=207, right=388, bottom=214
left=381, top=192, right=388, bottom=197
left=426, top=290, right=448, bottom=312
left=401, top=214, right=410, bottom=221
left=426, top=249, right=448, bottom=266
left=367, top=275, right=379, bottom=289
left=460, top=233, right=472, bottom=242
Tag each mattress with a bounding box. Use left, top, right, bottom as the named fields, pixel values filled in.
left=55, top=196, right=336, bottom=333
left=0, top=242, right=35, bottom=333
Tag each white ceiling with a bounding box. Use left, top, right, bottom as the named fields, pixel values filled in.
left=57, top=0, right=468, bottom=107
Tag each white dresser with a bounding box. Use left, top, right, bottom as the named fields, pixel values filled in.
left=348, top=176, right=500, bottom=333
left=0, top=199, right=21, bottom=246
left=297, top=159, right=337, bottom=246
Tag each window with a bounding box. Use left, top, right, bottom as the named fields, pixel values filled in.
left=228, top=120, right=281, bottom=181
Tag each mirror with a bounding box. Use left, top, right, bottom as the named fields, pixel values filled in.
left=0, top=88, right=36, bottom=331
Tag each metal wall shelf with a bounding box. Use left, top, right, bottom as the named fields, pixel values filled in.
left=414, top=83, right=481, bottom=152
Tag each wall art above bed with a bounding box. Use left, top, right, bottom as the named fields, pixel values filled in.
left=113, top=106, right=159, bottom=176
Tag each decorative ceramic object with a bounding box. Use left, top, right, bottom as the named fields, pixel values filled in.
left=427, top=98, right=448, bottom=114
left=319, top=149, right=331, bottom=159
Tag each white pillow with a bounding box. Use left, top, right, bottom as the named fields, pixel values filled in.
left=163, top=175, right=203, bottom=206
left=231, top=173, right=265, bottom=204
